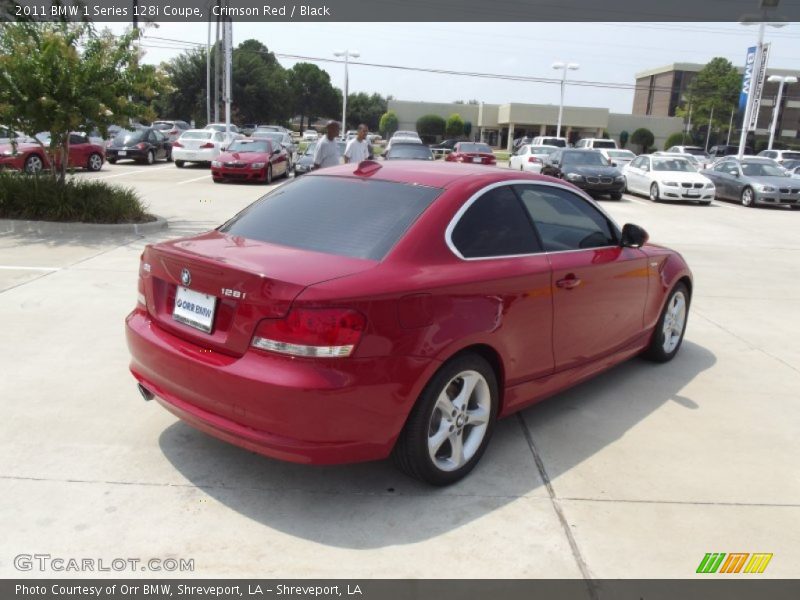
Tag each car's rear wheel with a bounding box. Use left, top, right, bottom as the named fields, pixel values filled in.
left=741, top=187, right=756, bottom=207
left=175, top=160, right=185, bottom=168
left=649, top=182, right=660, bottom=202
left=146, top=150, right=155, bottom=165
left=265, top=164, right=272, bottom=184
left=642, top=282, right=689, bottom=363
left=87, top=153, right=103, bottom=172
left=107, top=158, right=117, bottom=165
left=24, top=154, right=44, bottom=173
left=393, top=353, right=498, bottom=486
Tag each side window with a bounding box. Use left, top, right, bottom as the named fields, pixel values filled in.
left=550, top=150, right=562, bottom=163
left=641, top=158, right=650, bottom=171
left=630, top=157, right=642, bottom=168
left=515, top=185, right=617, bottom=252
left=451, top=186, right=542, bottom=258
left=714, top=161, right=729, bottom=172
left=213, top=132, right=225, bottom=143
left=69, top=134, right=87, bottom=145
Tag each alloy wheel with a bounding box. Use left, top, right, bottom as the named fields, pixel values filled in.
left=661, top=291, right=687, bottom=354
left=25, top=155, right=43, bottom=173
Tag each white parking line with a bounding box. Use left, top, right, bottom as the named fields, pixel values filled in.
left=177, top=174, right=212, bottom=185
left=94, top=165, right=174, bottom=180
left=623, top=195, right=650, bottom=206
left=711, top=201, right=740, bottom=210
left=0, top=266, right=60, bottom=271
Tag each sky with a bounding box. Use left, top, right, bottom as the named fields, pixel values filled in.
left=105, top=21, right=800, bottom=114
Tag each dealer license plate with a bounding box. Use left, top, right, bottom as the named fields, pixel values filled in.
left=472, top=157, right=482, bottom=163
left=118, top=151, right=127, bottom=157
left=685, top=189, right=700, bottom=197
left=173, top=286, right=217, bottom=333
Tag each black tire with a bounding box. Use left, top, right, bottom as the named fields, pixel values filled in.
left=642, top=282, right=690, bottom=363
left=649, top=182, right=660, bottom=202
left=741, top=186, right=756, bottom=207
left=86, top=153, right=103, bottom=172
left=265, top=164, right=273, bottom=185
left=393, top=353, right=499, bottom=486
left=146, top=150, right=155, bottom=165
left=166, top=150, right=173, bottom=162
left=610, top=191, right=623, bottom=201
left=212, top=178, right=222, bottom=184
left=107, top=158, right=117, bottom=165
left=175, top=160, right=185, bottom=168
left=699, top=200, right=711, bottom=206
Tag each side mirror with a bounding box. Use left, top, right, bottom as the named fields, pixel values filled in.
left=611, top=161, right=617, bottom=167
left=621, top=223, right=649, bottom=248
left=273, top=148, right=281, bottom=155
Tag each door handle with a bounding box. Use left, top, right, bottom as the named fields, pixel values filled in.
left=556, top=274, right=581, bottom=290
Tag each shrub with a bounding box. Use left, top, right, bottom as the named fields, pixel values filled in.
left=416, top=114, right=445, bottom=144
left=445, top=113, right=465, bottom=137
left=664, top=132, right=686, bottom=150
left=379, top=110, right=399, bottom=138
left=631, top=128, right=655, bottom=153
left=619, top=130, right=629, bottom=148
left=0, top=171, right=152, bottom=223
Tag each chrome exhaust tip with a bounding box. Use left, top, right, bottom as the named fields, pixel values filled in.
left=137, top=383, right=155, bottom=401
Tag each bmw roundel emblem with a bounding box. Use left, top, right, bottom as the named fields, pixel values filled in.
left=181, top=268, right=191, bottom=287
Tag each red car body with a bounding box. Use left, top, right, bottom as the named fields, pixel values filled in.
left=0, top=134, right=105, bottom=173
left=211, top=139, right=289, bottom=183
left=445, top=142, right=497, bottom=166
left=126, top=162, right=691, bottom=468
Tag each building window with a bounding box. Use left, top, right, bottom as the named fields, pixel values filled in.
left=645, top=75, right=655, bottom=115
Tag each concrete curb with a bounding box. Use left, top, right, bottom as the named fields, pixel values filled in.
left=0, top=215, right=168, bottom=235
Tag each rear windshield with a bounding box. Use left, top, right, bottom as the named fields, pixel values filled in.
left=606, top=150, right=635, bottom=158
left=112, top=131, right=144, bottom=145
left=458, top=143, right=493, bottom=154
left=180, top=131, right=213, bottom=140
left=152, top=122, right=173, bottom=130
left=782, top=152, right=800, bottom=161
left=219, top=176, right=441, bottom=261
left=387, top=144, right=434, bottom=160
left=652, top=158, right=696, bottom=172
left=540, top=138, right=567, bottom=147
left=682, top=147, right=710, bottom=157
left=591, top=140, right=617, bottom=149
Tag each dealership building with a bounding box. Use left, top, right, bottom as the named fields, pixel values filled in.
left=387, top=99, right=683, bottom=151
left=633, top=63, right=800, bottom=143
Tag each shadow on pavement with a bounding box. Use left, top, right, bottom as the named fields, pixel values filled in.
left=158, top=340, right=716, bottom=549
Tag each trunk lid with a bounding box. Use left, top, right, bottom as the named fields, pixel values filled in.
left=142, top=230, right=376, bottom=357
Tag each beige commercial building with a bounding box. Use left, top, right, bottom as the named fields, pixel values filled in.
left=388, top=99, right=683, bottom=151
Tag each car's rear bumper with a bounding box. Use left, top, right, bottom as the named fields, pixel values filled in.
left=107, top=149, right=148, bottom=161
left=125, top=310, right=433, bottom=464
left=172, top=149, right=216, bottom=163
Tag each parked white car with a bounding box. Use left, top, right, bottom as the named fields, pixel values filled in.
left=757, top=149, right=800, bottom=165
left=623, top=154, right=715, bottom=204
left=172, top=129, right=236, bottom=167
left=205, top=123, right=241, bottom=135
left=302, top=129, right=318, bottom=141
left=601, top=148, right=637, bottom=169
left=509, top=144, right=559, bottom=173
left=665, top=145, right=712, bottom=169
left=530, top=136, right=567, bottom=148
left=575, top=138, right=618, bottom=149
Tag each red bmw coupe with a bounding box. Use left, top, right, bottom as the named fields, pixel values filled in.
left=445, top=142, right=497, bottom=166
left=126, top=161, right=692, bottom=485
left=0, top=133, right=105, bottom=173
left=211, top=138, right=289, bottom=184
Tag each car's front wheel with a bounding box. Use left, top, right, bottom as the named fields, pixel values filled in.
left=649, top=182, right=660, bottom=202
left=87, top=153, right=103, bottom=172
left=24, top=154, right=44, bottom=173
left=175, top=160, right=185, bottom=168
left=265, top=164, right=273, bottom=184
left=393, top=353, right=498, bottom=485
left=642, top=282, right=689, bottom=363
left=741, top=187, right=756, bottom=207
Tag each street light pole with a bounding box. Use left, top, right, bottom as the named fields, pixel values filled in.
left=767, top=75, right=797, bottom=149
left=334, top=50, right=360, bottom=133
left=552, top=62, right=579, bottom=139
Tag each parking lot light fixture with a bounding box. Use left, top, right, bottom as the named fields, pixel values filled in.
left=552, top=62, right=579, bottom=139
left=766, top=75, right=797, bottom=150
left=334, top=50, right=360, bottom=134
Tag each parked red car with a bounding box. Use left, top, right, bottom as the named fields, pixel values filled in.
left=126, top=161, right=692, bottom=485
left=0, top=133, right=105, bottom=173
left=445, top=142, right=497, bottom=166
left=211, top=138, right=289, bottom=184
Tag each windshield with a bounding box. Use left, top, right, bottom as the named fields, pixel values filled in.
left=529, top=145, right=558, bottom=155
left=303, top=142, right=317, bottom=155
left=458, top=143, right=493, bottom=154
left=682, top=147, right=710, bottom=158
left=387, top=144, right=434, bottom=160
left=254, top=132, right=283, bottom=144
left=742, top=162, right=786, bottom=177
left=540, top=138, right=567, bottom=147
left=592, top=140, right=617, bottom=149
left=180, top=131, right=213, bottom=140
left=227, top=140, right=271, bottom=153
left=219, top=176, right=441, bottom=261
left=652, top=158, right=696, bottom=172
left=111, top=131, right=144, bottom=145
left=606, top=150, right=635, bottom=159
left=152, top=122, right=173, bottom=130
left=563, top=152, right=609, bottom=166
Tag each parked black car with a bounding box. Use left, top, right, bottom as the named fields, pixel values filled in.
left=541, top=149, right=625, bottom=200
left=385, top=142, right=435, bottom=161
left=708, top=144, right=754, bottom=159
left=430, top=139, right=458, bottom=150
left=106, top=128, right=172, bottom=164
left=293, top=142, right=316, bottom=176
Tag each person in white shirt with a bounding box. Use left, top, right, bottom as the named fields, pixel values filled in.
left=312, top=120, right=342, bottom=169
left=344, top=124, right=371, bottom=164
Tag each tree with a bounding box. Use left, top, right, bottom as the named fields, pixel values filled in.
left=445, top=113, right=465, bottom=137
left=663, top=132, right=686, bottom=150
left=288, top=62, right=339, bottom=132
left=155, top=48, right=207, bottom=125
left=0, top=22, right=163, bottom=183
left=631, top=128, right=655, bottom=153
left=379, top=110, right=399, bottom=138
left=676, top=58, right=740, bottom=139
left=347, top=92, right=388, bottom=131
left=232, top=40, right=291, bottom=126
left=416, top=114, right=445, bottom=143
left=619, top=130, right=629, bottom=149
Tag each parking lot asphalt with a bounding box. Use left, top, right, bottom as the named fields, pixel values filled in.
left=1, top=161, right=799, bottom=580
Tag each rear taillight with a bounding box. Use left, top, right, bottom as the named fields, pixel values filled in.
left=137, top=275, right=146, bottom=308
left=528, top=157, right=541, bottom=163
left=251, top=308, right=366, bottom=358
left=200, top=142, right=214, bottom=149
left=137, top=142, right=147, bottom=150
left=172, top=141, right=183, bottom=148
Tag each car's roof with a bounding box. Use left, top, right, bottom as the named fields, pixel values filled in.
left=307, top=160, right=557, bottom=189
left=564, top=148, right=603, bottom=152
